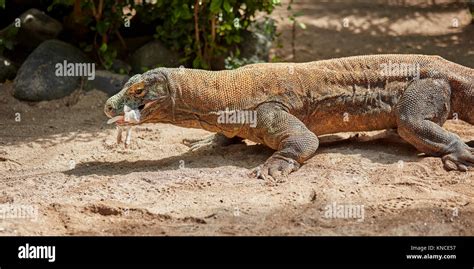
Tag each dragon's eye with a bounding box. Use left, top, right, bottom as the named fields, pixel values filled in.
left=129, top=82, right=146, bottom=97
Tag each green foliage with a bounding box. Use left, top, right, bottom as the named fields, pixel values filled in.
left=224, top=17, right=277, bottom=69
left=0, top=26, right=19, bottom=55
left=0, top=0, right=5, bottom=9
left=49, top=0, right=135, bottom=70
left=142, top=0, right=280, bottom=68
left=45, top=0, right=279, bottom=70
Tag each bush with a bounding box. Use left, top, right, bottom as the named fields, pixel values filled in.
left=40, top=0, right=281, bottom=70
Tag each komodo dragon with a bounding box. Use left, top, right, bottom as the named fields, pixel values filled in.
left=104, top=54, right=473, bottom=180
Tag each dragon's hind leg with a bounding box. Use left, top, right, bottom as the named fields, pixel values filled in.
left=396, top=78, right=474, bottom=171
left=250, top=102, right=319, bottom=182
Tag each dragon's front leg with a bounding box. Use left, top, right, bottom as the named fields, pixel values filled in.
left=251, top=102, right=320, bottom=182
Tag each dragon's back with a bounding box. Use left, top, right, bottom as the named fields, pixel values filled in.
left=165, top=54, right=472, bottom=115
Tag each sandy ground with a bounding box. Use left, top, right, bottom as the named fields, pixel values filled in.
left=0, top=0, right=473, bottom=235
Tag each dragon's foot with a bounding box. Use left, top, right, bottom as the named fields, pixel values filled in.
left=252, top=156, right=300, bottom=183
left=182, top=135, right=217, bottom=151
left=182, top=133, right=243, bottom=151
left=441, top=143, right=474, bottom=172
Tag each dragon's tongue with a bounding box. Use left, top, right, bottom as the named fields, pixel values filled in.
left=107, top=116, right=124, bottom=124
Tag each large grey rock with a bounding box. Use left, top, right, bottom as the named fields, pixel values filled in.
left=223, top=19, right=276, bottom=69
left=13, top=40, right=91, bottom=101
left=85, top=70, right=130, bottom=96
left=238, top=31, right=271, bottom=63
left=110, top=59, right=132, bottom=75
left=239, top=19, right=276, bottom=63
left=130, top=40, right=181, bottom=73
left=0, top=56, right=17, bottom=82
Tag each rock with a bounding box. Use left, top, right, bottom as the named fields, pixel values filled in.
left=239, top=19, right=276, bottom=63
left=130, top=40, right=181, bottom=73
left=110, top=59, right=132, bottom=75
left=85, top=70, right=130, bottom=96
left=0, top=8, right=63, bottom=51
left=0, top=56, right=17, bottom=82
left=13, top=40, right=91, bottom=101
left=223, top=19, right=276, bottom=69
left=239, top=31, right=271, bottom=62
left=253, top=18, right=277, bottom=41
left=243, top=19, right=276, bottom=62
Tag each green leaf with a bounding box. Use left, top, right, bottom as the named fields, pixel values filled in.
left=210, top=0, right=223, bottom=13
left=5, top=26, right=19, bottom=37
left=96, top=21, right=109, bottom=35
left=0, top=0, right=5, bottom=8
left=223, top=0, right=231, bottom=13
left=180, top=4, right=192, bottom=19
left=99, top=43, right=108, bottom=53
left=298, top=22, right=306, bottom=30
left=192, top=57, right=202, bottom=68
left=233, top=35, right=241, bottom=43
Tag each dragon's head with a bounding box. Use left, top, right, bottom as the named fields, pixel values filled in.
left=104, top=69, right=174, bottom=125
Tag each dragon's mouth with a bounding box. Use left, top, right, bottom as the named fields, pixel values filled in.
left=107, top=99, right=159, bottom=126
left=137, top=99, right=159, bottom=120
left=142, top=99, right=158, bottom=111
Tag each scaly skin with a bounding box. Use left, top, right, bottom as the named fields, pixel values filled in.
left=104, top=54, right=474, bottom=180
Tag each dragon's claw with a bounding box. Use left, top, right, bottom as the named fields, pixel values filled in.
left=252, top=156, right=300, bottom=183
left=442, top=144, right=474, bottom=172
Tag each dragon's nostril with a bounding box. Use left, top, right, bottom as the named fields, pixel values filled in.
left=104, top=103, right=115, bottom=116
left=138, top=104, right=145, bottom=110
